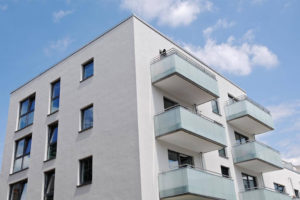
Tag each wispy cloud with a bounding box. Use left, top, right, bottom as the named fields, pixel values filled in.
left=44, top=37, right=73, bottom=56
left=53, top=10, right=73, bottom=23
left=0, top=4, right=8, bottom=11
left=267, top=100, right=300, bottom=122
left=121, top=0, right=213, bottom=27
left=184, top=22, right=278, bottom=76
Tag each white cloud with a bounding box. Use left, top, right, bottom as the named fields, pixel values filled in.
left=0, top=4, right=8, bottom=11
left=121, top=0, right=212, bottom=27
left=267, top=100, right=300, bottom=121
left=184, top=36, right=278, bottom=76
left=203, top=19, right=235, bottom=38
left=44, top=37, right=73, bottom=56
left=53, top=10, right=73, bottom=23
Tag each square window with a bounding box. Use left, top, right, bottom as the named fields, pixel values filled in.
left=9, top=180, right=27, bottom=200
left=44, top=170, right=55, bottom=200
left=81, top=105, right=93, bottom=131
left=13, top=136, right=32, bottom=173
left=274, top=183, right=285, bottom=193
left=47, top=123, right=58, bottom=160
left=18, top=95, right=35, bottom=130
left=218, top=148, right=227, bottom=158
left=221, top=166, right=230, bottom=178
left=82, top=60, right=94, bottom=80
left=79, top=156, right=93, bottom=185
left=50, top=80, right=60, bottom=113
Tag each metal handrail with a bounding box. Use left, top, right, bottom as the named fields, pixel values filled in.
left=160, top=164, right=233, bottom=180
left=155, top=105, right=224, bottom=127
left=233, top=140, right=280, bottom=154
left=225, top=95, right=271, bottom=114
left=151, top=48, right=217, bottom=80
left=241, top=187, right=290, bottom=196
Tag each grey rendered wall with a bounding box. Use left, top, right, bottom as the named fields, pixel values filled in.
left=0, top=17, right=142, bottom=200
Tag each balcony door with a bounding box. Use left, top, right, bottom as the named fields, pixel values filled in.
left=164, top=97, right=178, bottom=111
left=242, top=173, right=257, bottom=191
left=235, top=132, right=249, bottom=145
left=168, top=150, right=194, bottom=169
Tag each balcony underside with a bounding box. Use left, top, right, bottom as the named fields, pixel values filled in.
left=157, top=129, right=225, bottom=153
left=161, top=193, right=221, bottom=200
left=236, top=159, right=282, bottom=173
left=153, top=73, right=217, bottom=105
left=228, top=115, right=273, bottom=135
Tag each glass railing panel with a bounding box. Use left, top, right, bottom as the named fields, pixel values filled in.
left=240, top=188, right=292, bottom=200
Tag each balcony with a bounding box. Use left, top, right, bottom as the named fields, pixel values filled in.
left=154, top=106, right=226, bottom=153
left=240, top=188, right=292, bottom=200
left=159, top=166, right=236, bottom=200
left=151, top=49, right=219, bottom=105
left=232, top=141, right=283, bottom=172
left=225, top=96, right=274, bottom=135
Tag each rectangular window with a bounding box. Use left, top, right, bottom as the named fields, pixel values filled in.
left=274, top=183, right=285, bottom=193
left=18, top=95, right=35, bottom=130
left=79, top=156, right=93, bottom=185
left=9, top=180, right=27, bottom=200
left=168, top=150, right=194, bottom=169
left=218, top=148, right=227, bottom=158
left=235, top=132, right=249, bottom=145
left=211, top=99, right=220, bottom=114
left=221, top=166, right=230, bottom=178
left=47, top=123, right=58, bottom=160
left=82, top=59, right=94, bottom=80
left=50, top=80, right=60, bottom=113
left=81, top=105, right=93, bottom=131
left=163, top=97, right=178, bottom=111
left=242, top=173, right=257, bottom=191
left=13, top=136, right=32, bottom=173
left=44, top=170, right=55, bottom=200
left=295, top=189, right=299, bottom=198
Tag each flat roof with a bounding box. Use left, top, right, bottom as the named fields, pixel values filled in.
left=11, top=14, right=245, bottom=94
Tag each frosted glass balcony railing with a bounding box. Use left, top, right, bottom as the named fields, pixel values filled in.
left=232, top=141, right=283, bottom=172
left=225, top=95, right=274, bottom=134
left=159, top=166, right=236, bottom=200
left=240, top=188, right=292, bottom=200
left=151, top=49, right=219, bottom=105
left=154, top=106, right=227, bottom=152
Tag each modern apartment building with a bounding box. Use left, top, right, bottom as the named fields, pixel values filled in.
left=0, top=15, right=299, bottom=200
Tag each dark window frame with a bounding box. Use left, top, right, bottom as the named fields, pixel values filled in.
left=13, top=135, right=32, bottom=173
left=163, top=97, right=178, bottom=111
left=81, top=104, right=93, bottom=131
left=44, top=170, right=55, bottom=200
left=274, top=183, right=286, bottom=193
left=211, top=99, right=220, bottom=115
left=82, top=59, right=94, bottom=81
left=47, top=122, right=58, bottom=160
left=79, top=156, right=93, bottom=186
left=218, top=148, right=227, bottom=158
left=18, top=94, right=35, bottom=130
left=221, top=166, right=230, bottom=178
left=295, top=189, right=299, bottom=198
left=50, top=79, right=60, bottom=114
left=168, top=150, right=194, bottom=169
left=242, top=173, right=257, bottom=191
left=235, top=132, right=249, bottom=145
left=9, top=179, right=27, bottom=200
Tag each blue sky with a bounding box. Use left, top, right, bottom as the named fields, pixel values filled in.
left=0, top=0, right=299, bottom=169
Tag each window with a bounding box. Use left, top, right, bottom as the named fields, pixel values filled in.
left=219, top=148, right=227, bottom=158
left=44, top=170, right=55, bottom=200
left=168, top=150, right=194, bottom=169
left=82, top=59, right=94, bottom=80
left=163, top=97, right=178, bottom=110
left=9, top=180, right=27, bottom=200
left=50, top=80, right=60, bottom=113
left=18, top=95, right=35, bottom=130
left=221, top=166, right=230, bottom=178
left=228, top=94, right=238, bottom=104
left=295, top=189, right=299, bottom=198
left=242, top=173, right=257, bottom=191
left=79, top=156, right=93, bottom=185
left=81, top=105, right=93, bottom=131
left=47, top=123, right=58, bottom=160
left=13, top=136, right=32, bottom=172
left=235, top=132, right=249, bottom=145
left=274, top=183, right=285, bottom=193
left=211, top=99, right=220, bottom=114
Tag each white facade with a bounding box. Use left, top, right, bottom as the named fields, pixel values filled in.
left=0, top=15, right=299, bottom=200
